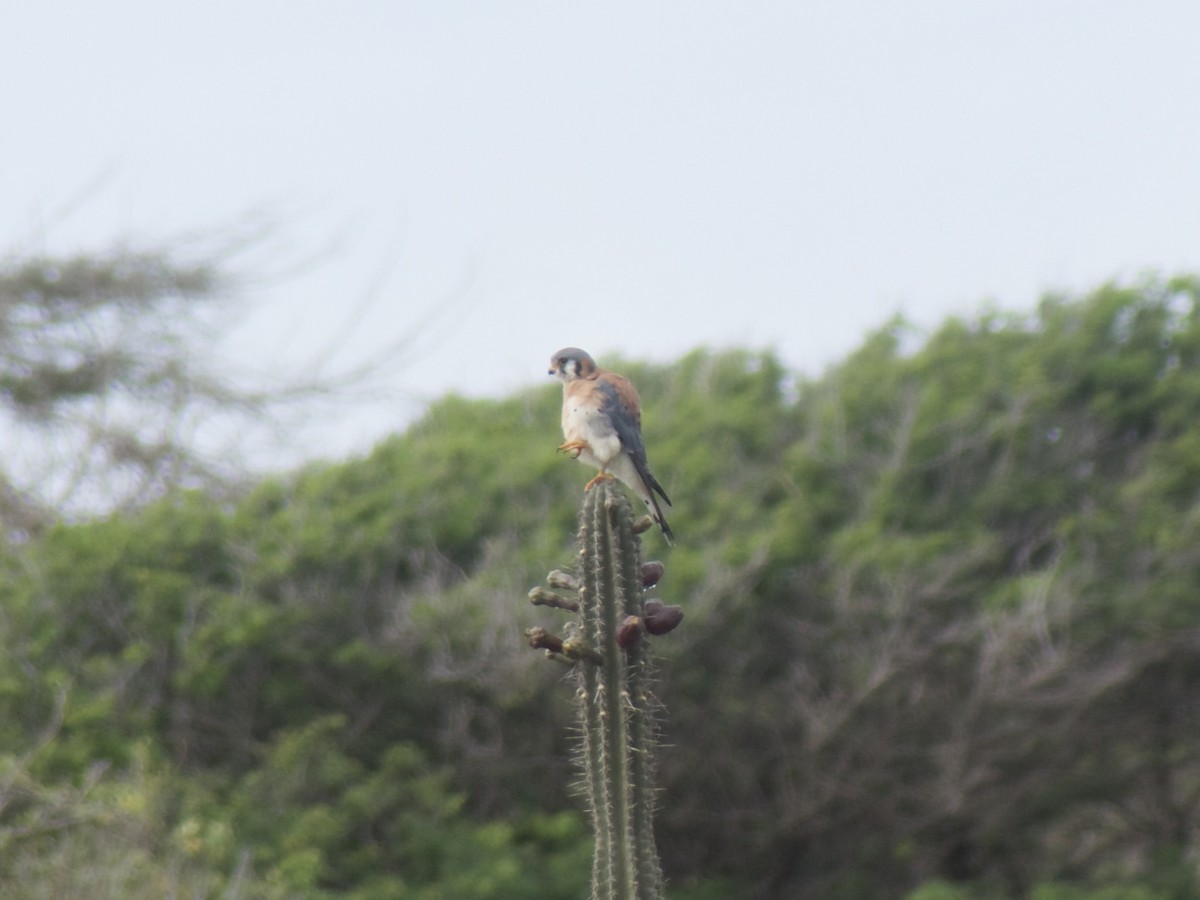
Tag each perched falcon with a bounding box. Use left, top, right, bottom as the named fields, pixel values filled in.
left=549, top=347, right=674, bottom=542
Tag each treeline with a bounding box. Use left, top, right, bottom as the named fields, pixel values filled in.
left=1, top=277, right=1198, bottom=898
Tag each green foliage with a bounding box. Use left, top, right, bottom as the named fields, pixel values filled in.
left=213, top=715, right=589, bottom=898
left=1029, top=885, right=1171, bottom=900
left=904, top=882, right=981, bottom=900
left=3, top=276, right=1200, bottom=897
left=0, top=740, right=234, bottom=899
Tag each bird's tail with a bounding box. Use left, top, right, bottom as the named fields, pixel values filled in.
left=615, top=455, right=674, bottom=543
left=648, top=493, right=674, bottom=544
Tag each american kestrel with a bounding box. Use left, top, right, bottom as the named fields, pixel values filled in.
left=549, top=347, right=674, bottom=542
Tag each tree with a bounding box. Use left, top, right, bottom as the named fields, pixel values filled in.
left=653, top=278, right=1200, bottom=898
left=0, top=240, right=260, bottom=532
left=4, top=276, right=1200, bottom=898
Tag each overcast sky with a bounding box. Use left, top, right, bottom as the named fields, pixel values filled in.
left=4, top=2, right=1199, bottom=461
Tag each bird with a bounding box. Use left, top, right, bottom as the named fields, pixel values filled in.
left=549, top=347, right=674, bottom=542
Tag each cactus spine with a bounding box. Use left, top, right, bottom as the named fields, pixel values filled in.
left=576, top=479, right=664, bottom=900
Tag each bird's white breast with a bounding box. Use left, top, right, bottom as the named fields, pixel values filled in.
left=562, top=392, right=622, bottom=467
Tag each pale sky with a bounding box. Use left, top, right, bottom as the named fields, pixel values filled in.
left=4, top=2, right=1199, bottom=462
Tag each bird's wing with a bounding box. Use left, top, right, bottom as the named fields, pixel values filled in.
left=596, top=376, right=671, bottom=507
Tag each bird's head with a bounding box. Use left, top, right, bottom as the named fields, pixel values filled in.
left=548, top=347, right=597, bottom=382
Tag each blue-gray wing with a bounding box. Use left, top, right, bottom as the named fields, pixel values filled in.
left=597, top=379, right=672, bottom=507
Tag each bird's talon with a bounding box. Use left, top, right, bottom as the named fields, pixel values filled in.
left=558, top=439, right=590, bottom=458
left=584, top=472, right=614, bottom=491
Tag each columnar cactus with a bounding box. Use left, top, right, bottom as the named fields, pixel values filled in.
left=526, top=479, right=683, bottom=900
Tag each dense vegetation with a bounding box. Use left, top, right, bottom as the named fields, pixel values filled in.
left=2, top=277, right=1199, bottom=898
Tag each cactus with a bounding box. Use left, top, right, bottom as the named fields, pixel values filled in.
left=526, top=479, right=683, bottom=900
